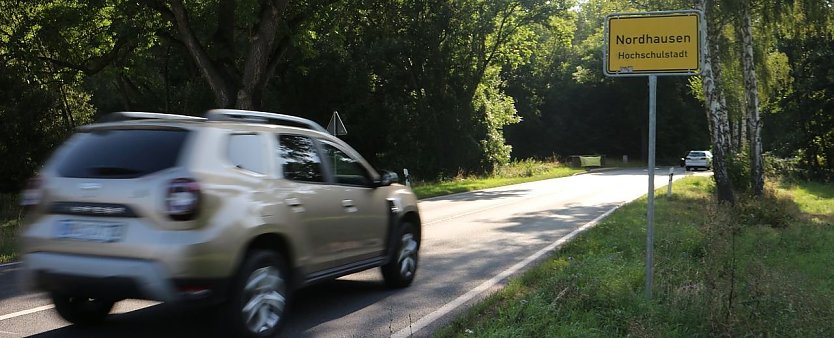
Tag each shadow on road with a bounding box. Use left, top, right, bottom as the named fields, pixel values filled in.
left=26, top=278, right=399, bottom=338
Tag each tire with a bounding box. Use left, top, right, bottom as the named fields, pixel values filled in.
left=382, top=222, right=420, bottom=288
left=227, top=250, right=289, bottom=338
left=51, top=292, right=114, bottom=326
left=685, top=166, right=691, bottom=171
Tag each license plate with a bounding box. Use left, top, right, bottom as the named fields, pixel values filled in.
left=55, top=220, right=125, bottom=242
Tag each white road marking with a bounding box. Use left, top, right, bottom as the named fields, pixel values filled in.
left=391, top=203, right=623, bottom=338
left=0, top=299, right=160, bottom=325
left=0, top=305, right=54, bottom=321
left=0, top=262, right=20, bottom=270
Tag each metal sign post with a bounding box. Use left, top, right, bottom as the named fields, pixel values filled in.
left=646, top=75, right=657, bottom=298
left=603, top=10, right=703, bottom=299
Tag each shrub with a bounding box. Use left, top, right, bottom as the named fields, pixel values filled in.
left=726, top=150, right=751, bottom=193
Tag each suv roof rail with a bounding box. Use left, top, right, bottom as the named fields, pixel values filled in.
left=205, top=109, right=327, bottom=133
left=98, top=111, right=205, bottom=123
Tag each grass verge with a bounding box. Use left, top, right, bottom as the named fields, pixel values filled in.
left=412, top=160, right=585, bottom=199
left=434, top=177, right=834, bottom=337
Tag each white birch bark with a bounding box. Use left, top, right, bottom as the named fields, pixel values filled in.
left=698, top=0, right=736, bottom=204
left=740, top=0, right=765, bottom=195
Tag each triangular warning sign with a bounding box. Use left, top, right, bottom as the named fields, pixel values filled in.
left=326, top=111, right=347, bottom=136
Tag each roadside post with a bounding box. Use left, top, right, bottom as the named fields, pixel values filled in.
left=667, top=167, right=674, bottom=197
left=603, top=10, right=703, bottom=299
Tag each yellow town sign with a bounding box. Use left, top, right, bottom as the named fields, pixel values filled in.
left=604, top=11, right=702, bottom=76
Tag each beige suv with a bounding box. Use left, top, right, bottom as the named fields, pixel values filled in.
left=18, top=109, right=421, bottom=337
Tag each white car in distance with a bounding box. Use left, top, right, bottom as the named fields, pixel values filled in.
left=684, top=150, right=713, bottom=171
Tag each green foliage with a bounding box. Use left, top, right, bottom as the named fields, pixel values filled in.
left=474, top=67, right=521, bottom=169
left=0, top=61, right=85, bottom=192
left=493, top=158, right=561, bottom=178
left=274, top=0, right=566, bottom=176
left=504, top=0, right=711, bottom=163
left=2, top=0, right=833, bottom=184
left=764, top=34, right=834, bottom=181
left=435, top=177, right=834, bottom=337
left=0, top=0, right=100, bottom=192
left=763, top=152, right=803, bottom=181
left=726, top=149, right=752, bottom=192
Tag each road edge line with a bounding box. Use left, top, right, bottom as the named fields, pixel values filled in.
left=391, top=202, right=624, bottom=338
left=0, top=305, right=55, bottom=322
left=0, top=262, right=21, bottom=271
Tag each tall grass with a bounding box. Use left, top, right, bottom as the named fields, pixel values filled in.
left=435, top=177, right=834, bottom=337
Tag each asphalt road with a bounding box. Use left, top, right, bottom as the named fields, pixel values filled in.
left=0, top=167, right=705, bottom=337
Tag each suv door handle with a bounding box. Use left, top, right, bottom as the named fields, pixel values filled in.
left=341, top=199, right=358, bottom=213
left=286, top=198, right=305, bottom=213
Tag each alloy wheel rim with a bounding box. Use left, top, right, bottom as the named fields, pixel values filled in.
left=398, top=233, right=418, bottom=278
left=242, top=266, right=286, bottom=333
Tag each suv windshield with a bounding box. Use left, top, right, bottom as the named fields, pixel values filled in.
left=56, top=129, right=189, bottom=178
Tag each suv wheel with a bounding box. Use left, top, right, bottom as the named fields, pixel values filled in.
left=228, top=250, right=289, bottom=338
left=51, top=292, right=114, bottom=326
left=382, top=222, right=419, bottom=288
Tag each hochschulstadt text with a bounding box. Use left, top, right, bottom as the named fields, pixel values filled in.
left=618, top=50, right=689, bottom=60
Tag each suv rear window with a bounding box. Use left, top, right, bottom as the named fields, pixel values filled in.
left=56, top=129, right=189, bottom=178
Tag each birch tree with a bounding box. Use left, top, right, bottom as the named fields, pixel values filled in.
left=698, top=0, right=735, bottom=204
left=735, top=0, right=830, bottom=194
left=739, top=0, right=764, bottom=196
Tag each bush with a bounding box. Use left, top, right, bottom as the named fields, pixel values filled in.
left=726, top=150, right=751, bottom=192
left=764, top=153, right=803, bottom=182
left=494, top=158, right=561, bottom=178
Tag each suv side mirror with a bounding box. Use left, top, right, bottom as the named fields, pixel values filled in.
left=375, top=170, right=399, bottom=187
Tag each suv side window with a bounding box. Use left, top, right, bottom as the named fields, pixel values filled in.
left=228, top=134, right=267, bottom=174
left=321, top=142, right=372, bottom=186
left=277, top=134, right=325, bottom=183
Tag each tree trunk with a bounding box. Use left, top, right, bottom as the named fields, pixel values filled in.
left=146, top=0, right=308, bottom=110
left=740, top=0, right=764, bottom=195
left=704, top=23, right=733, bottom=157
left=699, top=0, right=735, bottom=205
left=236, top=0, right=288, bottom=109
left=165, top=0, right=235, bottom=108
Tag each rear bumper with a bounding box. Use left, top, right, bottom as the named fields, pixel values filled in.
left=19, top=252, right=228, bottom=303
left=685, top=160, right=710, bottom=167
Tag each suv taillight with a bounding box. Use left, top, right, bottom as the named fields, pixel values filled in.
left=20, top=176, right=43, bottom=210
left=166, top=178, right=201, bottom=221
